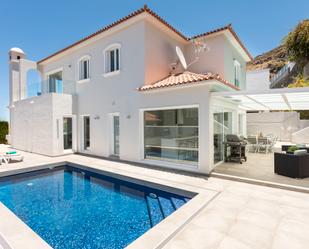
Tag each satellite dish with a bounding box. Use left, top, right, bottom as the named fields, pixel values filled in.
left=176, top=46, right=187, bottom=69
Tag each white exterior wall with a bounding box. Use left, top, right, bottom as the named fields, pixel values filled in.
left=299, top=120, right=309, bottom=129
left=246, top=69, right=270, bottom=91
left=210, top=97, right=243, bottom=171
left=10, top=93, right=74, bottom=156
left=292, top=127, right=309, bottom=145
left=37, top=20, right=215, bottom=173
left=223, top=36, right=247, bottom=89
left=144, top=21, right=185, bottom=84
left=138, top=85, right=212, bottom=173
left=185, top=35, right=225, bottom=76
left=19, top=59, right=38, bottom=100
left=9, top=16, right=250, bottom=174
left=184, top=33, right=246, bottom=90
left=247, top=112, right=301, bottom=141
left=42, top=21, right=145, bottom=158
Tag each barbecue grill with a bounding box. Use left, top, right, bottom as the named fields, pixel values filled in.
left=224, top=134, right=247, bottom=164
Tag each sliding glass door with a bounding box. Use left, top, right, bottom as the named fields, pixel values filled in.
left=112, top=115, right=120, bottom=156
left=214, top=113, right=224, bottom=164
left=144, top=107, right=198, bottom=165
left=213, top=111, right=233, bottom=164
left=83, top=116, right=90, bottom=150
left=63, top=117, right=72, bottom=150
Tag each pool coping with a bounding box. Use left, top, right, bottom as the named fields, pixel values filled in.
left=211, top=172, right=309, bottom=194
left=0, top=160, right=219, bottom=249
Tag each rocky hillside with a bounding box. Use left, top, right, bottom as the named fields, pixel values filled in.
left=247, top=45, right=288, bottom=76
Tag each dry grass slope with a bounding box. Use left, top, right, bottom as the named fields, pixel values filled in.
left=247, top=45, right=287, bottom=76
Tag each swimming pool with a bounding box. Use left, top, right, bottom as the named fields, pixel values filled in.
left=0, top=165, right=193, bottom=249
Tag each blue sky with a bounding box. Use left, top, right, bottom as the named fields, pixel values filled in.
left=0, top=0, right=308, bottom=121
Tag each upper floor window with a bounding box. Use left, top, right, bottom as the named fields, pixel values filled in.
left=78, top=56, right=90, bottom=81
left=47, top=70, right=63, bottom=94
left=234, top=60, right=241, bottom=87
left=104, top=44, right=121, bottom=76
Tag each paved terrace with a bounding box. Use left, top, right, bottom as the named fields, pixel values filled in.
left=0, top=151, right=309, bottom=249
left=213, top=152, right=309, bottom=189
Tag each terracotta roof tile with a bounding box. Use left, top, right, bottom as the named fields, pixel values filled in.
left=138, top=71, right=239, bottom=91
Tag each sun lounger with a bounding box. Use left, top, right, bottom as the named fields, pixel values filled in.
left=0, top=151, right=23, bottom=164
left=0, top=154, right=8, bottom=164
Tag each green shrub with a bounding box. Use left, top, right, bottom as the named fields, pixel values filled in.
left=0, top=121, right=9, bottom=144
left=288, top=74, right=309, bottom=88
left=287, top=145, right=299, bottom=153
left=284, top=19, right=309, bottom=67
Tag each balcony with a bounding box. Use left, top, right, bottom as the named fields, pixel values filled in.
left=26, top=79, right=76, bottom=99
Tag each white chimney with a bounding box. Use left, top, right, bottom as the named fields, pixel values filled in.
left=8, top=47, right=26, bottom=103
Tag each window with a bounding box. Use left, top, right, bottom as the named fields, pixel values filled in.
left=83, top=116, right=90, bottom=150
left=213, top=111, right=233, bottom=164
left=238, top=113, right=245, bottom=136
left=48, top=71, right=63, bottom=93
left=112, top=115, right=120, bottom=156
left=144, top=108, right=198, bottom=165
left=79, top=57, right=90, bottom=81
left=234, top=60, right=241, bottom=87
left=104, top=44, right=120, bottom=75
left=63, top=117, right=72, bottom=150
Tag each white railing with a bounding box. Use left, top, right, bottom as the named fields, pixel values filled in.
left=26, top=80, right=76, bottom=99
left=270, top=62, right=296, bottom=85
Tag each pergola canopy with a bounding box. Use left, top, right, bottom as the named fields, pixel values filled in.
left=212, top=87, right=309, bottom=111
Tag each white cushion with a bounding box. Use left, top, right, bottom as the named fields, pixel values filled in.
left=294, top=149, right=307, bottom=155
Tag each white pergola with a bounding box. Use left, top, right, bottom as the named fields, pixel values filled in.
left=212, top=87, right=309, bottom=111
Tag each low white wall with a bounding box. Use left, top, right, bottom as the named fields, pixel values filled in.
left=10, top=93, right=73, bottom=156
left=247, top=112, right=300, bottom=141
left=299, top=120, right=309, bottom=129
left=246, top=69, right=270, bottom=91
left=292, top=127, right=309, bottom=144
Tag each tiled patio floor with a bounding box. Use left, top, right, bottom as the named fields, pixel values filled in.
left=212, top=152, right=309, bottom=189
left=1, top=151, right=309, bottom=249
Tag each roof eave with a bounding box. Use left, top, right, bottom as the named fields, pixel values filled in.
left=37, top=5, right=188, bottom=65
left=138, top=79, right=239, bottom=93
left=37, top=6, right=252, bottom=65
left=190, top=25, right=253, bottom=62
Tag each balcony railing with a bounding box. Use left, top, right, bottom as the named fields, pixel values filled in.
left=26, top=80, right=76, bottom=98
left=270, top=62, right=296, bottom=85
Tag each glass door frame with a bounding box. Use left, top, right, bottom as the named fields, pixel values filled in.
left=63, top=117, right=73, bottom=151
left=46, top=68, right=63, bottom=94
left=62, top=115, right=76, bottom=153
left=109, top=113, right=120, bottom=156
left=81, top=115, right=90, bottom=151
left=212, top=107, right=236, bottom=166
left=139, top=104, right=200, bottom=169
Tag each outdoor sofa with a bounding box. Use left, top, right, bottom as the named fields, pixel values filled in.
left=274, top=151, right=309, bottom=178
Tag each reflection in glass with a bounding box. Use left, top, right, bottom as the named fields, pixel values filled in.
left=213, top=111, right=233, bottom=164
left=83, top=116, right=90, bottom=150
left=144, top=108, right=198, bottom=164
left=48, top=71, right=63, bottom=93
left=63, top=117, right=72, bottom=150
left=113, top=116, right=120, bottom=155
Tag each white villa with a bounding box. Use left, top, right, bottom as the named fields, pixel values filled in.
left=7, top=5, right=309, bottom=175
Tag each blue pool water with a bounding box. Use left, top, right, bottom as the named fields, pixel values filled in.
left=0, top=166, right=192, bottom=249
